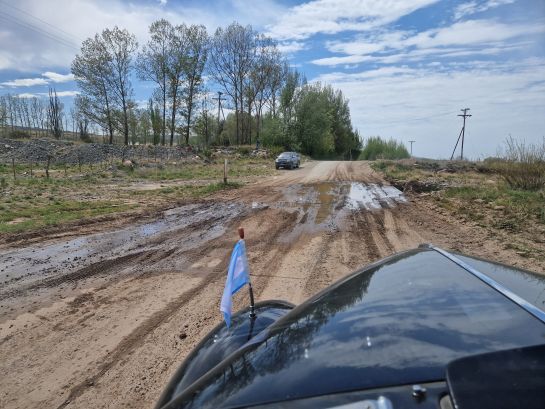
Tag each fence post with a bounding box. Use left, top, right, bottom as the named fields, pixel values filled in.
left=223, top=158, right=228, bottom=185
left=12, top=157, right=16, bottom=181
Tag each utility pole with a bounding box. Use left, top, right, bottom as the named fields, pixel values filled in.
left=450, top=108, right=472, bottom=160
left=212, top=91, right=226, bottom=126
left=409, top=140, right=415, bottom=157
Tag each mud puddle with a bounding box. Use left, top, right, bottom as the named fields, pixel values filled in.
left=270, top=182, right=407, bottom=242
left=0, top=202, right=246, bottom=290
left=346, top=183, right=407, bottom=210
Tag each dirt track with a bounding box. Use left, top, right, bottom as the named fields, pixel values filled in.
left=0, top=161, right=541, bottom=409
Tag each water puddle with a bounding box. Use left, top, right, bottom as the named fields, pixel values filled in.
left=315, top=183, right=336, bottom=224
left=346, top=183, right=406, bottom=210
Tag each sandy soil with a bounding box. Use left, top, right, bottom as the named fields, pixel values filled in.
left=0, top=161, right=543, bottom=409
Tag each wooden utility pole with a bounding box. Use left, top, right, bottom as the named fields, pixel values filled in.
left=450, top=108, right=472, bottom=160
left=212, top=91, right=226, bottom=139
left=409, top=140, right=415, bottom=156
left=458, top=108, right=471, bottom=160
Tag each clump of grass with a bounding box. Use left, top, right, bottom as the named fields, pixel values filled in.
left=359, top=136, right=410, bottom=160
left=487, top=136, right=545, bottom=190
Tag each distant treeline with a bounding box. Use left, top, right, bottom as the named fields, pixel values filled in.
left=0, top=20, right=362, bottom=159
left=359, top=136, right=410, bottom=160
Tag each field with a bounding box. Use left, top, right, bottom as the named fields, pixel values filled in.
left=1, top=156, right=544, bottom=409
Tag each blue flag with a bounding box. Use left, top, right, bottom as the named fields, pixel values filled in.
left=220, top=239, right=250, bottom=327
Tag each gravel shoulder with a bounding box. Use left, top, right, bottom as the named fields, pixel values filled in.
left=0, top=161, right=542, bottom=409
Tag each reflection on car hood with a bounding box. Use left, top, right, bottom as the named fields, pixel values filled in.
left=166, top=248, right=545, bottom=409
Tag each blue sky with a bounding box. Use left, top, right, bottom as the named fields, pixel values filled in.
left=0, top=0, right=544, bottom=158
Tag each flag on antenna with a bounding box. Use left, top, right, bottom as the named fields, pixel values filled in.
left=220, top=238, right=250, bottom=327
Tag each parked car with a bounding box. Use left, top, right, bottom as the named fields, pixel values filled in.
left=275, top=152, right=300, bottom=169
left=156, top=244, right=545, bottom=409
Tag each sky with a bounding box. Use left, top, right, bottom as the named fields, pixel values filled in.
left=0, top=0, right=544, bottom=159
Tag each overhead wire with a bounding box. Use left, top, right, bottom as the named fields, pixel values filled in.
left=0, top=0, right=83, bottom=45
left=0, top=4, right=81, bottom=51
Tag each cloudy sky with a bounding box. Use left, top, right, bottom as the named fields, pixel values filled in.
left=0, top=0, right=544, bottom=158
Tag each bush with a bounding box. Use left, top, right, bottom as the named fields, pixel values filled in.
left=359, top=136, right=410, bottom=160
left=237, top=146, right=251, bottom=156
left=488, top=137, right=545, bottom=191
left=7, top=129, right=31, bottom=139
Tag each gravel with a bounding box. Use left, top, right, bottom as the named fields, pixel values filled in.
left=0, top=138, right=197, bottom=166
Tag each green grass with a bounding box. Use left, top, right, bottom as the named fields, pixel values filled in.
left=443, top=185, right=545, bottom=229
left=0, top=156, right=267, bottom=236
left=0, top=200, right=135, bottom=234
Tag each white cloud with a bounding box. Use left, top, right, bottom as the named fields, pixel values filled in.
left=312, top=19, right=545, bottom=66
left=42, top=71, right=74, bottom=83
left=313, top=58, right=545, bottom=159
left=47, top=90, right=80, bottom=97
left=277, top=41, right=307, bottom=54
left=312, top=54, right=374, bottom=66
left=454, top=0, right=515, bottom=20
left=16, top=92, right=38, bottom=98
left=1, top=78, right=49, bottom=87
left=14, top=90, right=80, bottom=98
left=266, top=0, right=438, bottom=40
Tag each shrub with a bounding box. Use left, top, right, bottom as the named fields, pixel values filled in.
left=359, top=136, right=410, bottom=160
left=237, top=146, right=251, bottom=156
left=488, top=136, right=545, bottom=190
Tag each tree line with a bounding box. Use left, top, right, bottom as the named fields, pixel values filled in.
left=0, top=20, right=361, bottom=159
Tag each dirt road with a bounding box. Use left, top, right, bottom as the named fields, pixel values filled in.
left=0, top=161, right=540, bottom=409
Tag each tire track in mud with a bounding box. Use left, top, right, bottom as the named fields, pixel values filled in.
left=55, top=267, right=230, bottom=409
left=0, top=251, right=147, bottom=302
left=55, top=208, right=297, bottom=409
left=350, top=210, right=381, bottom=261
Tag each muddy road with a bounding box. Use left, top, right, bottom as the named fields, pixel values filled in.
left=0, top=161, right=539, bottom=409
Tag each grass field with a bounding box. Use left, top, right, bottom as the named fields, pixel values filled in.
left=372, top=159, right=545, bottom=259
left=0, top=156, right=273, bottom=235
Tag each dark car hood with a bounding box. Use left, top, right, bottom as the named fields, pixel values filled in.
left=165, top=248, right=545, bottom=409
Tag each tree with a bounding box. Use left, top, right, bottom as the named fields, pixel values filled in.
left=149, top=98, right=162, bottom=145
left=72, top=26, right=137, bottom=145
left=103, top=27, right=138, bottom=145
left=209, top=22, right=257, bottom=145
left=30, top=97, right=46, bottom=137
left=137, top=19, right=172, bottom=146
left=47, top=88, right=63, bottom=139
left=139, top=109, right=151, bottom=145
left=0, top=96, right=7, bottom=135
left=249, top=36, right=282, bottom=139
left=179, top=24, right=208, bottom=146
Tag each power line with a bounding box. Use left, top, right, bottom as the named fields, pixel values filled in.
left=0, top=8, right=80, bottom=51
left=0, top=1, right=83, bottom=45
left=378, top=110, right=457, bottom=125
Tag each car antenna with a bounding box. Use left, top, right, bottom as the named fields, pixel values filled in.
left=239, top=227, right=257, bottom=320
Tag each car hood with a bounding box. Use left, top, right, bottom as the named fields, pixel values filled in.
left=164, top=248, right=545, bottom=409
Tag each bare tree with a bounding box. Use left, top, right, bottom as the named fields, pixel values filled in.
left=179, top=24, right=208, bottom=146
left=47, top=88, right=63, bottom=139
left=72, top=26, right=137, bottom=145
left=209, top=23, right=257, bottom=145
left=103, top=27, right=138, bottom=145
left=137, top=19, right=172, bottom=146
left=0, top=96, right=7, bottom=135
left=30, top=97, right=45, bottom=137
left=166, top=23, right=190, bottom=146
